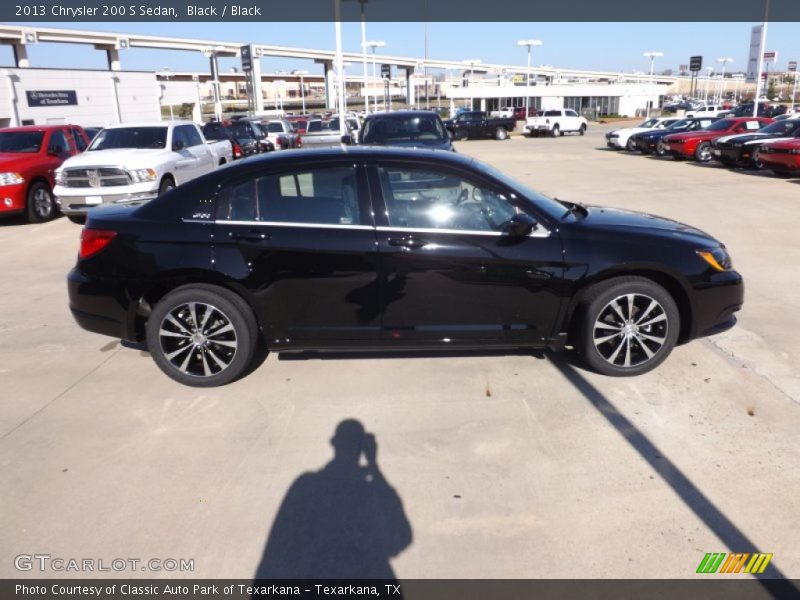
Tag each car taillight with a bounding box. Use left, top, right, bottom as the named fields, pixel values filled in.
left=233, top=143, right=242, bottom=159
left=276, top=137, right=285, bottom=148
left=80, top=229, right=117, bottom=259
left=297, top=136, right=303, bottom=148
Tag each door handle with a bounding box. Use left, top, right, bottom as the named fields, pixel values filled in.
left=229, top=230, right=270, bottom=242
left=388, top=236, right=428, bottom=249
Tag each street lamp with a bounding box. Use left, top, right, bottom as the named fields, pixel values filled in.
left=517, top=39, right=542, bottom=119
left=292, top=69, right=308, bottom=114
left=463, top=59, right=482, bottom=110
left=158, top=66, right=174, bottom=120
left=362, top=40, right=385, bottom=112
left=202, top=45, right=227, bottom=121
left=716, top=57, right=733, bottom=104
left=643, top=51, right=663, bottom=118
left=732, top=73, right=745, bottom=104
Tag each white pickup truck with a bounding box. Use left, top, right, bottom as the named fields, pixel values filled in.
left=54, top=121, right=232, bottom=223
left=524, top=108, right=588, bottom=137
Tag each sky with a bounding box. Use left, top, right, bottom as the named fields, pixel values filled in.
left=2, top=21, right=799, bottom=76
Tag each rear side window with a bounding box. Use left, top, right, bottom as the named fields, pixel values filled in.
left=71, top=128, right=87, bottom=151
left=49, top=130, right=69, bottom=155
left=218, top=166, right=360, bottom=226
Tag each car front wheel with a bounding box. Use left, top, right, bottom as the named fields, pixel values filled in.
left=579, top=277, right=680, bottom=377
left=495, top=127, right=508, bottom=140
left=695, top=142, right=713, bottom=162
left=551, top=125, right=560, bottom=137
left=26, top=181, right=56, bottom=222
left=146, top=285, right=258, bottom=387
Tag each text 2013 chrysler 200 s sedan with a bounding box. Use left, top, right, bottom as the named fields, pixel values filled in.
left=67, top=147, right=743, bottom=386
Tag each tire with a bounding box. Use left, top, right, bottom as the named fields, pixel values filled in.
left=752, top=148, right=765, bottom=170
left=551, top=124, right=560, bottom=138
left=146, top=285, right=258, bottom=387
left=158, top=176, right=176, bottom=196
left=655, top=140, right=667, bottom=157
left=578, top=276, right=680, bottom=377
left=67, top=215, right=86, bottom=225
left=579, top=124, right=587, bottom=136
left=695, top=142, right=712, bottom=162
left=626, top=138, right=637, bottom=152
left=25, top=181, right=56, bottom=223
left=494, top=127, right=508, bottom=140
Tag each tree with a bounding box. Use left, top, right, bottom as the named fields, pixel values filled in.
left=766, top=77, right=777, bottom=100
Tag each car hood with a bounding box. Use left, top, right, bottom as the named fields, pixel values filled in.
left=363, top=139, right=452, bottom=150
left=716, top=132, right=799, bottom=145
left=0, top=152, right=45, bottom=170
left=60, top=148, right=169, bottom=169
left=634, top=129, right=677, bottom=140
left=665, top=131, right=721, bottom=141
left=581, top=205, right=716, bottom=243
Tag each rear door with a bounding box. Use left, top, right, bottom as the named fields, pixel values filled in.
left=368, top=159, right=565, bottom=345
left=212, top=159, right=381, bottom=344
left=184, top=125, right=215, bottom=174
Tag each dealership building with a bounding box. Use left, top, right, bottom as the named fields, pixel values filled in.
left=0, top=24, right=677, bottom=126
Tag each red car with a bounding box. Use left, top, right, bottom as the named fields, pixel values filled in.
left=758, top=138, right=800, bottom=175
left=286, top=116, right=309, bottom=135
left=0, top=125, right=90, bottom=222
left=662, top=117, right=772, bottom=162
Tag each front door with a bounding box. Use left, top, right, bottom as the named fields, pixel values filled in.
left=212, top=161, right=381, bottom=344
left=368, top=161, right=565, bottom=345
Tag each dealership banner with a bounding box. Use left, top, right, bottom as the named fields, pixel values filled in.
left=3, top=579, right=800, bottom=599
left=3, top=0, right=800, bottom=21
left=746, top=25, right=765, bottom=83
left=25, top=90, right=78, bottom=107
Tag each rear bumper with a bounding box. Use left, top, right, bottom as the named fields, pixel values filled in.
left=68, top=267, right=139, bottom=341
left=689, top=271, right=744, bottom=340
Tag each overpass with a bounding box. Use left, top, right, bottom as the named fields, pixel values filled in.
left=0, top=24, right=678, bottom=111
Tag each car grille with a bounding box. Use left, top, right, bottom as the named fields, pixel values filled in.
left=62, top=167, right=131, bottom=188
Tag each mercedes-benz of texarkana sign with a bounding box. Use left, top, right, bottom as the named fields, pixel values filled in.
left=67, top=147, right=743, bottom=386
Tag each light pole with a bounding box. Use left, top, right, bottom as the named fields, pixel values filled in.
left=716, top=57, right=733, bottom=104
left=463, top=59, right=482, bottom=111
left=643, top=51, right=663, bottom=118
left=518, top=39, right=542, bottom=118
left=703, top=66, right=714, bottom=103
left=362, top=40, right=385, bottom=113
left=292, top=70, right=308, bottom=114
left=158, top=67, right=174, bottom=120
left=732, top=73, right=745, bottom=104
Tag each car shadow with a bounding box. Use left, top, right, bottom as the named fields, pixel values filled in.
left=0, top=213, right=65, bottom=227
left=548, top=353, right=796, bottom=590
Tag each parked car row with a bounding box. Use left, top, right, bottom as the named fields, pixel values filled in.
left=606, top=114, right=800, bottom=176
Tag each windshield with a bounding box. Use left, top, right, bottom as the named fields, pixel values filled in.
left=229, top=121, right=254, bottom=138
left=761, top=119, right=800, bottom=135
left=202, top=123, right=228, bottom=141
left=267, top=122, right=284, bottom=133
left=362, top=115, right=447, bottom=144
left=89, top=127, right=167, bottom=150
left=639, top=118, right=659, bottom=128
left=0, top=131, right=44, bottom=153
left=477, top=159, right=575, bottom=222
left=666, top=119, right=693, bottom=130
left=704, top=119, right=735, bottom=131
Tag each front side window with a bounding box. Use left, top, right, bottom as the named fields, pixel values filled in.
left=218, top=166, right=360, bottom=226
left=183, top=126, right=204, bottom=147
left=71, top=128, right=87, bottom=152
left=378, top=166, right=517, bottom=232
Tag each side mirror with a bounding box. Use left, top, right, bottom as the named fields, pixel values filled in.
left=48, top=145, right=64, bottom=156
left=502, top=213, right=537, bottom=238
left=172, top=140, right=185, bottom=151
left=341, top=134, right=352, bottom=145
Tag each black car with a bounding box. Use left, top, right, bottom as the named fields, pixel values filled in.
left=712, top=118, right=800, bottom=168
left=727, top=102, right=787, bottom=118
left=202, top=121, right=259, bottom=158
left=629, top=117, right=719, bottom=156
left=443, top=111, right=517, bottom=141
left=360, top=110, right=452, bottom=151
left=68, top=148, right=743, bottom=386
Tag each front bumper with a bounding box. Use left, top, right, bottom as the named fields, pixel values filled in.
left=663, top=142, right=694, bottom=159
left=689, top=270, right=744, bottom=340
left=712, top=146, right=750, bottom=166
left=0, top=183, right=26, bottom=214
left=760, top=154, right=800, bottom=172
left=632, top=137, right=657, bottom=153
left=55, top=184, right=158, bottom=216
left=68, top=267, right=140, bottom=341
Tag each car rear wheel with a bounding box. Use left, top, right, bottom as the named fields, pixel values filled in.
left=146, top=285, right=258, bottom=387
left=626, top=138, right=637, bottom=152
left=551, top=125, right=560, bottom=137
left=579, top=124, right=586, bottom=136
left=655, top=140, right=667, bottom=156
left=494, top=127, right=508, bottom=140
left=579, top=277, right=680, bottom=377
left=158, top=176, right=175, bottom=196
left=25, top=181, right=56, bottom=223
left=695, top=142, right=712, bottom=162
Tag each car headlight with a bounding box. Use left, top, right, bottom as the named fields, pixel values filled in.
left=697, top=247, right=732, bottom=272
left=54, top=171, right=64, bottom=186
left=791, top=148, right=800, bottom=155
left=129, top=168, right=157, bottom=183
left=0, top=172, right=25, bottom=186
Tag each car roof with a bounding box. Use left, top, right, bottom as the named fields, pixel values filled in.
left=0, top=125, right=80, bottom=132
left=365, top=110, right=441, bottom=118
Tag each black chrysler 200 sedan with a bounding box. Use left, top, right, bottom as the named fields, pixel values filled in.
left=67, top=147, right=743, bottom=386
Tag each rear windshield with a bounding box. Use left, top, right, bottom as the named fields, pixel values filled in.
left=543, top=110, right=562, bottom=116
left=0, top=131, right=44, bottom=153
left=89, top=127, right=167, bottom=150
left=267, top=122, right=284, bottom=133
left=362, top=115, right=447, bottom=144
left=202, top=123, right=228, bottom=140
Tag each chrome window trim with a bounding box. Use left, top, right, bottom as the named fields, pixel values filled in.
left=205, top=219, right=550, bottom=238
